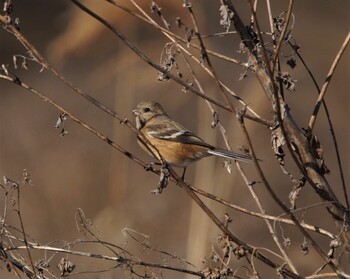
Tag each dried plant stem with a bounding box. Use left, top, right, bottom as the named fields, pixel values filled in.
left=186, top=3, right=235, bottom=112
left=15, top=186, right=38, bottom=278
left=246, top=0, right=340, bottom=268
left=265, top=0, right=276, bottom=45
left=271, top=0, right=294, bottom=74
left=106, top=0, right=246, bottom=67
left=238, top=118, right=302, bottom=273
left=1, top=250, right=39, bottom=278
left=305, top=273, right=347, bottom=279
left=237, top=163, right=299, bottom=273
left=125, top=0, right=268, bottom=124
left=230, top=0, right=326, bottom=266
left=168, top=168, right=302, bottom=279
left=223, top=0, right=348, bottom=275
left=68, top=0, right=231, bottom=112
left=308, top=31, right=350, bottom=131
left=191, top=185, right=334, bottom=239
left=0, top=15, right=140, bottom=137
left=183, top=37, right=296, bottom=268
left=181, top=54, right=235, bottom=165
left=8, top=245, right=203, bottom=277
left=290, top=41, right=348, bottom=210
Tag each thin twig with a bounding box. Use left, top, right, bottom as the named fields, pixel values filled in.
left=67, top=0, right=233, bottom=112
left=122, top=228, right=196, bottom=268
left=16, top=185, right=38, bottom=278
left=7, top=245, right=203, bottom=277
left=186, top=3, right=235, bottom=112
left=238, top=118, right=299, bottom=273
left=288, top=40, right=349, bottom=210
left=174, top=6, right=297, bottom=271
left=191, top=185, right=335, bottom=238
left=226, top=0, right=343, bottom=272
left=0, top=14, right=140, bottom=137
left=308, top=31, right=350, bottom=131
left=0, top=73, right=148, bottom=170
left=271, top=0, right=294, bottom=74
left=306, top=273, right=350, bottom=279
left=167, top=168, right=302, bottom=279
left=123, top=0, right=268, bottom=124
left=181, top=53, right=235, bottom=171
left=106, top=0, right=246, bottom=67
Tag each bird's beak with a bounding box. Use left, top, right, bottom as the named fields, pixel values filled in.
left=132, top=109, right=139, bottom=116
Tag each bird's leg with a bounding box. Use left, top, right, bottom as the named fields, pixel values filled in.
left=151, top=163, right=170, bottom=195
left=181, top=167, right=187, bottom=181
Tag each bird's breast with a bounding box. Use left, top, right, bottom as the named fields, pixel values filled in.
left=138, top=137, right=210, bottom=167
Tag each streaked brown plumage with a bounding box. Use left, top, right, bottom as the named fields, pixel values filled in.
left=133, top=101, right=253, bottom=171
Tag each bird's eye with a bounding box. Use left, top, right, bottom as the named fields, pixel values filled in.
left=143, top=107, right=150, bottom=113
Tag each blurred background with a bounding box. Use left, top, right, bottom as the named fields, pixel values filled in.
left=0, top=0, right=349, bottom=278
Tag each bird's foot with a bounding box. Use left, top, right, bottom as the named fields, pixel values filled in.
left=151, top=163, right=170, bottom=195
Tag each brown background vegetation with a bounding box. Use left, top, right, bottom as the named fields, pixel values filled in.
left=0, top=0, right=349, bottom=278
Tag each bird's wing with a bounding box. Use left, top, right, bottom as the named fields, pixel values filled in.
left=145, top=120, right=212, bottom=148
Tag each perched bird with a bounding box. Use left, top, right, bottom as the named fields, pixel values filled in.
left=133, top=101, right=253, bottom=177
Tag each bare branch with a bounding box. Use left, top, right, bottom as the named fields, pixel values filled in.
left=308, top=31, right=350, bottom=131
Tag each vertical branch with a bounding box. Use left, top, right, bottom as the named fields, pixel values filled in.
left=271, top=0, right=294, bottom=74
left=15, top=183, right=37, bottom=278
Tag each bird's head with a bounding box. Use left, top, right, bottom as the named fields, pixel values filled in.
left=133, top=101, right=166, bottom=129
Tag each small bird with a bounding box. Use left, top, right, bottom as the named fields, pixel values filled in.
left=133, top=101, right=253, bottom=177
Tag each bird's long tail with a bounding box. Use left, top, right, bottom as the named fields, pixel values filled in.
left=207, top=148, right=253, bottom=164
